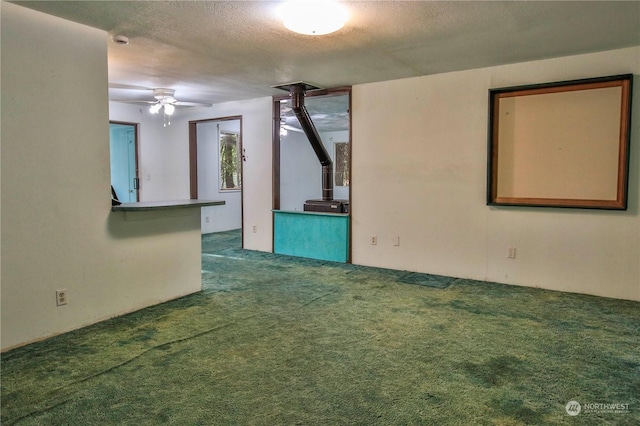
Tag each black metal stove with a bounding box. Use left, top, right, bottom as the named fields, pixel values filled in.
left=304, top=199, right=349, bottom=213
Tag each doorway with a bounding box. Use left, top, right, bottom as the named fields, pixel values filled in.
left=272, top=88, right=351, bottom=262
left=189, top=116, right=243, bottom=239
left=109, top=121, right=139, bottom=202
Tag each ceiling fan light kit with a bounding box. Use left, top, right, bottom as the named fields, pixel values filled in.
left=279, top=0, right=348, bottom=35
left=163, top=103, right=175, bottom=115
left=147, top=88, right=177, bottom=126
left=149, top=89, right=176, bottom=116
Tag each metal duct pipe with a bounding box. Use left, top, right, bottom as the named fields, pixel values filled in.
left=290, top=84, right=333, bottom=201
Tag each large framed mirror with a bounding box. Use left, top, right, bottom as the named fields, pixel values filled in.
left=487, top=74, right=633, bottom=210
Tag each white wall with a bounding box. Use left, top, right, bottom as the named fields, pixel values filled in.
left=351, top=47, right=640, bottom=301
left=1, top=3, right=203, bottom=351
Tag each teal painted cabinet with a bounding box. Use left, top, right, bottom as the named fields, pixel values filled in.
left=274, top=211, right=349, bottom=262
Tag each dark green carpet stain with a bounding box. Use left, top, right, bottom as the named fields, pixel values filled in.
left=398, top=272, right=454, bottom=289
left=462, top=355, right=526, bottom=387
left=2, top=229, right=639, bottom=425
left=491, top=396, right=543, bottom=425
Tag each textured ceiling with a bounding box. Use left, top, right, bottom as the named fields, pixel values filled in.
left=10, top=1, right=640, bottom=108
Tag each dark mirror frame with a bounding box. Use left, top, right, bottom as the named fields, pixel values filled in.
left=487, top=74, right=633, bottom=210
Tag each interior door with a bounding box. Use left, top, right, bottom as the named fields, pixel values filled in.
left=109, top=122, right=138, bottom=202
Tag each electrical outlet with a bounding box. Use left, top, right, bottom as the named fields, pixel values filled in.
left=371, top=235, right=377, bottom=245
left=392, top=236, right=400, bottom=246
left=56, top=289, right=68, bottom=306
left=507, top=247, right=516, bottom=259
left=205, top=216, right=210, bottom=223
left=252, top=225, right=257, bottom=233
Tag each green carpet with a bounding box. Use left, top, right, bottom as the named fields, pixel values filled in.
left=2, top=229, right=639, bottom=425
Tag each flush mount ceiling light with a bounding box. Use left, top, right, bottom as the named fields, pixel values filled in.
left=279, top=0, right=349, bottom=35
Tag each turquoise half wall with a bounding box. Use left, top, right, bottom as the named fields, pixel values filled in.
left=274, top=211, right=349, bottom=263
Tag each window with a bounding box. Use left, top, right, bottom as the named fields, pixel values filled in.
left=219, top=131, right=241, bottom=191
left=334, top=142, right=350, bottom=187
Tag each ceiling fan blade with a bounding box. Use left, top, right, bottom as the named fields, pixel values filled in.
left=108, top=83, right=152, bottom=91
left=173, top=101, right=212, bottom=107
left=109, top=86, right=211, bottom=108
left=110, top=99, right=157, bottom=104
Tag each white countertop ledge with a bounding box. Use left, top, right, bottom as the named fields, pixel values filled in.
left=111, top=199, right=225, bottom=212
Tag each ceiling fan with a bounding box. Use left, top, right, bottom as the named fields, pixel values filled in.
left=110, top=88, right=212, bottom=125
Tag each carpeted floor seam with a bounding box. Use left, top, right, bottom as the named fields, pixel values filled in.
left=4, top=314, right=264, bottom=425
left=299, top=291, right=336, bottom=307
left=7, top=395, right=78, bottom=426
